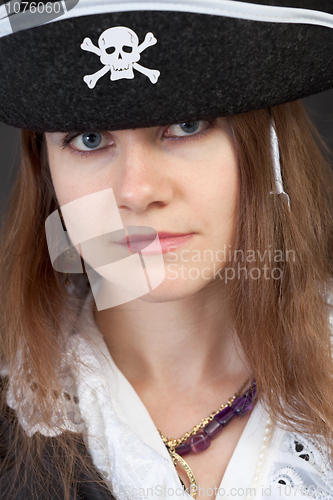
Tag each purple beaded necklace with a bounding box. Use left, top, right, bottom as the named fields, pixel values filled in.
left=159, top=380, right=257, bottom=498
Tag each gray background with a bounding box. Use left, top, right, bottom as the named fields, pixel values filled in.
left=0, top=89, right=333, bottom=217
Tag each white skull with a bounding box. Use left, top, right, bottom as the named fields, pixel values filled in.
left=98, top=27, right=141, bottom=81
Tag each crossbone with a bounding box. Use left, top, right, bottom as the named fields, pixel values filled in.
left=81, top=26, right=161, bottom=88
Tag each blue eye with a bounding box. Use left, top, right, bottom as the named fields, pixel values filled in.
left=168, top=120, right=208, bottom=138
left=180, top=122, right=200, bottom=134
left=71, top=132, right=106, bottom=151
left=81, top=133, right=102, bottom=149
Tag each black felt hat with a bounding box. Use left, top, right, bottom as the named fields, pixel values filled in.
left=0, top=0, right=333, bottom=132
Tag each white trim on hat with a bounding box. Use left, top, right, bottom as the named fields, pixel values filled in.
left=270, top=119, right=291, bottom=207
left=1, top=0, right=333, bottom=38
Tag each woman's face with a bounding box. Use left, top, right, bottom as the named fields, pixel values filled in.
left=46, top=117, right=239, bottom=303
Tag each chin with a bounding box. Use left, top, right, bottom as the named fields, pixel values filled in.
left=137, top=277, right=213, bottom=303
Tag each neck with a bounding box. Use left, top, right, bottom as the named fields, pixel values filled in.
left=93, top=288, right=251, bottom=393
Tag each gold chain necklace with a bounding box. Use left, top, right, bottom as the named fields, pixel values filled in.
left=158, top=377, right=253, bottom=498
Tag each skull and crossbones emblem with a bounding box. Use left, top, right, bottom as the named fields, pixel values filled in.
left=81, top=26, right=161, bottom=88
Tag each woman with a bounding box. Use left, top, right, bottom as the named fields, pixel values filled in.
left=0, top=1, right=333, bottom=499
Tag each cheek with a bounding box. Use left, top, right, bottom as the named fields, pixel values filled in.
left=48, top=153, right=105, bottom=208
left=191, top=149, right=239, bottom=225
left=53, top=181, right=83, bottom=208
left=47, top=145, right=74, bottom=207
left=47, top=137, right=109, bottom=208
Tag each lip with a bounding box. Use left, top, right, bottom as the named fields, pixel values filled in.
left=118, top=232, right=192, bottom=244
left=117, top=232, right=195, bottom=254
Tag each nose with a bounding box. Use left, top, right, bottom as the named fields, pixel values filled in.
left=115, top=133, right=174, bottom=214
left=118, top=52, right=122, bottom=59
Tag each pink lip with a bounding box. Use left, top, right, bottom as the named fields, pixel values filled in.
left=117, top=232, right=195, bottom=254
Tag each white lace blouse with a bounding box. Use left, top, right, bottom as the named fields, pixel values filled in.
left=2, top=294, right=333, bottom=500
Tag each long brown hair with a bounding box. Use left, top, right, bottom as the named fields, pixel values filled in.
left=0, top=100, right=333, bottom=497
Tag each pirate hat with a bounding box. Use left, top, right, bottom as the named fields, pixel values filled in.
left=0, top=0, right=333, bottom=132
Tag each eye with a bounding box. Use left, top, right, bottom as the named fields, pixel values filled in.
left=70, top=132, right=109, bottom=152
left=105, top=46, right=116, bottom=55
left=122, top=45, right=133, bottom=53
left=165, top=120, right=209, bottom=138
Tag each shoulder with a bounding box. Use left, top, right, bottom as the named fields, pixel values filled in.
left=0, top=376, right=115, bottom=500
left=265, top=427, right=333, bottom=498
